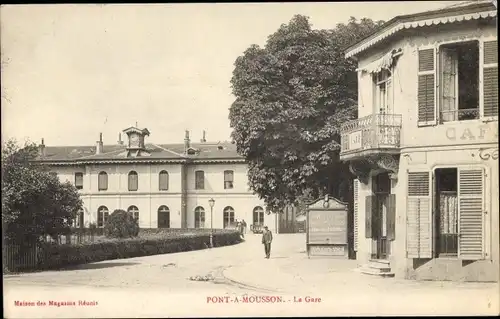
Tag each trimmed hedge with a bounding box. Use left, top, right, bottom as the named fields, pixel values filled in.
left=38, top=229, right=242, bottom=270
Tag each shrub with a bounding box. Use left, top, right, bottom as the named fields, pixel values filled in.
left=103, top=209, right=139, bottom=238
left=38, top=230, right=242, bottom=270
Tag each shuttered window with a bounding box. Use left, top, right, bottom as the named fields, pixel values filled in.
left=482, top=40, right=498, bottom=118
left=128, top=171, right=138, bottom=191
left=224, top=170, right=234, bottom=189
left=406, top=171, right=432, bottom=258
left=386, top=194, right=396, bottom=241
left=74, top=172, right=83, bottom=190
left=195, top=171, right=205, bottom=190
left=159, top=170, right=169, bottom=191
left=158, top=206, right=170, bottom=228
left=365, top=195, right=374, bottom=238
left=98, top=172, right=108, bottom=191
left=458, top=168, right=485, bottom=260
left=418, top=48, right=437, bottom=126
left=353, top=179, right=359, bottom=251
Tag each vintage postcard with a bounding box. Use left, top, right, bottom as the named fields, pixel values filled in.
left=2, top=1, right=499, bottom=318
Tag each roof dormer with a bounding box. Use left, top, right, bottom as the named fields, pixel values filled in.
left=121, top=125, right=151, bottom=157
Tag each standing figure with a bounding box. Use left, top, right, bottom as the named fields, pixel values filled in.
left=261, top=226, right=273, bottom=259
left=241, top=219, right=247, bottom=236
left=236, top=220, right=243, bottom=237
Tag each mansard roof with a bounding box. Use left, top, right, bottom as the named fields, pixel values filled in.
left=36, top=141, right=244, bottom=165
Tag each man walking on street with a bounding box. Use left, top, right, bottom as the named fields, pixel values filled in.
left=262, top=226, right=273, bottom=259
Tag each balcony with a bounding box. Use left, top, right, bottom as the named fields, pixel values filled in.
left=340, top=114, right=402, bottom=161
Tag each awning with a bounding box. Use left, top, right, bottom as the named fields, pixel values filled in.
left=357, top=48, right=403, bottom=74
left=345, top=9, right=496, bottom=58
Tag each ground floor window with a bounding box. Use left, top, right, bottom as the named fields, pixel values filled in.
left=435, top=168, right=458, bottom=257
left=158, top=205, right=170, bottom=228
left=406, top=166, right=485, bottom=260
left=194, top=206, right=205, bottom=228
left=223, top=206, right=235, bottom=228
left=253, top=206, right=264, bottom=226
left=97, top=206, right=109, bottom=228
left=74, top=209, right=84, bottom=228
left=127, top=205, right=139, bottom=220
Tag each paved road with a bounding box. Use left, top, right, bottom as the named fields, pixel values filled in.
left=4, top=233, right=499, bottom=317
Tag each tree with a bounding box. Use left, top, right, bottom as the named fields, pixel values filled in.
left=1, top=139, right=82, bottom=244
left=229, top=15, right=383, bottom=210
left=103, top=209, right=139, bottom=238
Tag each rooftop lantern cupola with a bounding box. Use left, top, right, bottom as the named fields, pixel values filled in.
left=122, top=125, right=151, bottom=157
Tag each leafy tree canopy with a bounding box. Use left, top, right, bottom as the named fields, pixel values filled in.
left=229, top=15, right=383, bottom=210
left=2, top=139, right=82, bottom=243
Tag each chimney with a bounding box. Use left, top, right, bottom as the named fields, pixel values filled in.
left=184, top=130, right=190, bottom=151
left=96, top=133, right=103, bottom=154
left=117, top=133, right=123, bottom=145
left=200, top=130, right=206, bottom=143
left=39, top=138, right=46, bottom=157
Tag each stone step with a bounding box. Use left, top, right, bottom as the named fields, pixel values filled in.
left=369, top=259, right=390, bottom=265
left=358, top=267, right=395, bottom=278
left=366, top=262, right=392, bottom=272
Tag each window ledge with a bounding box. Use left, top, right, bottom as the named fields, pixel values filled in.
left=438, top=118, right=483, bottom=126
left=481, top=117, right=498, bottom=123
left=436, top=256, right=459, bottom=260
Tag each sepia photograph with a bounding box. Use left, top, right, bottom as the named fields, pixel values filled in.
left=1, top=1, right=499, bottom=317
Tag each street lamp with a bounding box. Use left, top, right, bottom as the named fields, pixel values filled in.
left=208, top=198, right=215, bottom=248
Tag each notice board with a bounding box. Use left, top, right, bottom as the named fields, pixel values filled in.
left=306, top=196, right=348, bottom=258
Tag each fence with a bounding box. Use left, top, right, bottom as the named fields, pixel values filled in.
left=3, top=242, right=39, bottom=273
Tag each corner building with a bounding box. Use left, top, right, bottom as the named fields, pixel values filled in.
left=37, top=127, right=276, bottom=232
left=340, top=1, right=498, bottom=281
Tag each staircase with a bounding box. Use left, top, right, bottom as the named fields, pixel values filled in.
left=356, top=259, right=395, bottom=278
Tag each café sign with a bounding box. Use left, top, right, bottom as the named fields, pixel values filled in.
left=446, top=125, right=498, bottom=141
left=479, top=148, right=499, bottom=161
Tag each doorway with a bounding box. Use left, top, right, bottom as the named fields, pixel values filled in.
left=372, top=173, right=391, bottom=259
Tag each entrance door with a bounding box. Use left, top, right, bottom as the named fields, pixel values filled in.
left=372, top=173, right=391, bottom=259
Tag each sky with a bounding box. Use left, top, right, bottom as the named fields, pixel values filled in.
left=1, top=1, right=461, bottom=146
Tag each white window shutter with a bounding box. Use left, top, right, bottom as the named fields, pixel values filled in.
left=353, top=179, right=359, bottom=252
left=406, top=170, right=433, bottom=258
left=458, top=168, right=485, bottom=260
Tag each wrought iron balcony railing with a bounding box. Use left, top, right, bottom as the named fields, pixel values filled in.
left=340, top=113, right=402, bottom=159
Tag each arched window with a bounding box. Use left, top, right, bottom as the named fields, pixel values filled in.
left=223, top=206, right=235, bottom=229
left=74, top=208, right=84, bottom=228
left=194, top=206, right=205, bottom=228
left=224, top=170, right=234, bottom=189
left=97, top=206, right=109, bottom=228
left=159, top=170, right=169, bottom=191
left=98, top=171, right=108, bottom=191
left=127, top=205, right=139, bottom=220
left=253, top=206, right=264, bottom=226
left=158, top=205, right=170, bottom=228
left=128, top=171, right=138, bottom=191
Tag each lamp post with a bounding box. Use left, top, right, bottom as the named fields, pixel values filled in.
left=208, top=198, right=215, bottom=248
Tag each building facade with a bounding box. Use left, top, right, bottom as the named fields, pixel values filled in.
left=340, top=1, right=498, bottom=281
left=37, top=127, right=277, bottom=232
